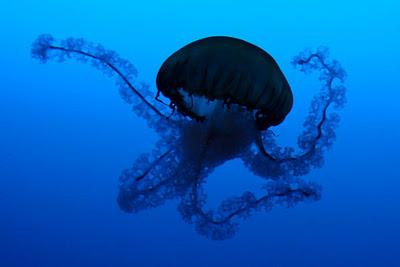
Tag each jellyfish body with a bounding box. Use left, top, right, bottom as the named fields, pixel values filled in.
left=31, top=35, right=347, bottom=240
left=156, top=36, right=293, bottom=130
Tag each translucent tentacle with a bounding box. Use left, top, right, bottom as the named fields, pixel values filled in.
left=117, top=141, right=183, bottom=213
left=243, top=47, right=347, bottom=177
left=31, top=34, right=181, bottom=132
left=178, top=178, right=321, bottom=240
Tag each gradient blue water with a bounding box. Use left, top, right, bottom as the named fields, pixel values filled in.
left=1, top=0, right=399, bottom=266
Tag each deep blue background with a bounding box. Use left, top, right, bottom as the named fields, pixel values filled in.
left=1, top=0, right=399, bottom=266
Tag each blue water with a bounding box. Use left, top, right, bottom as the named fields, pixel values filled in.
left=1, top=0, right=399, bottom=266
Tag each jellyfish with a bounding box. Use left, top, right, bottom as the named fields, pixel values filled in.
left=31, top=34, right=347, bottom=240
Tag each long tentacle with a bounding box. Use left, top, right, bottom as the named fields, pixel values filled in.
left=31, top=34, right=172, bottom=122
left=117, top=146, right=183, bottom=213
left=178, top=177, right=321, bottom=240
left=135, top=149, right=173, bottom=181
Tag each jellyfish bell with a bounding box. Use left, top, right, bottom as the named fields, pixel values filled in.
left=156, top=36, right=293, bottom=131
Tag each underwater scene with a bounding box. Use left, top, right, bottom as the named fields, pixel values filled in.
left=1, top=0, right=399, bottom=266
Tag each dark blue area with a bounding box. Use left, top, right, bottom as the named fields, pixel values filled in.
left=1, top=1, right=399, bottom=266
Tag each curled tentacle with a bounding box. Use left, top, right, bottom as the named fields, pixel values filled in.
left=243, top=47, right=347, bottom=177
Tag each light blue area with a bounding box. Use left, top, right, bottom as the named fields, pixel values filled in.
left=1, top=0, right=399, bottom=266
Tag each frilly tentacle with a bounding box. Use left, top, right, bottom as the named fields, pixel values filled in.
left=31, top=34, right=183, bottom=133
left=243, top=47, right=347, bottom=178
left=178, top=178, right=321, bottom=240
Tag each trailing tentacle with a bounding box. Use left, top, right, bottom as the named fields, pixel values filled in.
left=178, top=177, right=321, bottom=240
left=31, top=34, right=179, bottom=129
